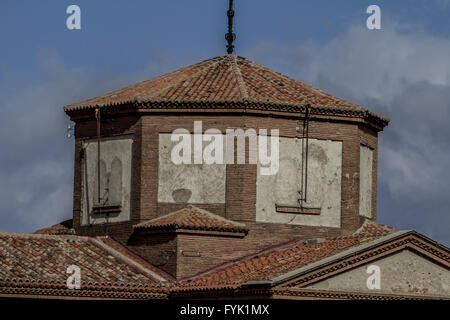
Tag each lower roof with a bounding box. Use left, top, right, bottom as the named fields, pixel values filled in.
left=174, top=220, right=399, bottom=289
left=1, top=220, right=448, bottom=300
left=133, top=205, right=248, bottom=234
left=0, top=232, right=170, bottom=299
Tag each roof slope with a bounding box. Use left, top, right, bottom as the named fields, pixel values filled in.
left=0, top=232, right=170, bottom=299
left=64, top=55, right=387, bottom=124
left=175, top=221, right=399, bottom=289
left=134, top=205, right=248, bottom=234
left=1, top=221, right=448, bottom=300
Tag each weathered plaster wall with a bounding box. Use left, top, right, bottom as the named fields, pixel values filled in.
left=158, top=133, right=227, bottom=204
left=359, top=145, right=373, bottom=218
left=307, top=250, right=450, bottom=297
left=81, top=135, right=133, bottom=225
left=256, top=137, right=342, bottom=227
left=73, top=113, right=374, bottom=242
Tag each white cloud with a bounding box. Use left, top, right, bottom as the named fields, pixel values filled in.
left=245, top=22, right=450, bottom=244
left=0, top=51, right=179, bottom=233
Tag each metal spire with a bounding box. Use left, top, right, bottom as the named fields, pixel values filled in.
left=225, top=0, right=236, bottom=54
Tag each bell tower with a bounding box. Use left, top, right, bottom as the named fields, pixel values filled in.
left=64, top=53, right=388, bottom=278
left=64, top=1, right=388, bottom=279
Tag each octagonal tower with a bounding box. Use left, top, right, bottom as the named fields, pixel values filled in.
left=64, top=55, right=389, bottom=278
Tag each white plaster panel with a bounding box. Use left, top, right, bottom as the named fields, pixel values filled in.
left=359, top=145, right=373, bottom=218
left=158, top=133, right=226, bottom=204
left=256, top=137, right=342, bottom=227
left=81, top=136, right=133, bottom=225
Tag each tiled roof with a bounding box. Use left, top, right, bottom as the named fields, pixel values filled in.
left=34, top=219, right=75, bottom=235
left=2, top=221, right=447, bottom=299
left=0, top=232, right=169, bottom=299
left=353, top=219, right=398, bottom=238
left=63, top=55, right=388, bottom=125
left=134, top=205, right=248, bottom=234
left=176, top=221, right=398, bottom=290
left=98, top=235, right=176, bottom=282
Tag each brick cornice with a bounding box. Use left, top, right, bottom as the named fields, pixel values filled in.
left=0, top=281, right=168, bottom=300
left=65, top=101, right=389, bottom=132
left=271, top=288, right=450, bottom=300
left=132, top=228, right=247, bottom=238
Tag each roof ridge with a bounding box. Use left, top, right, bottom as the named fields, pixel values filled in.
left=63, top=56, right=223, bottom=110
left=98, top=236, right=176, bottom=281
left=139, top=56, right=225, bottom=102
left=134, top=205, right=246, bottom=228
left=88, top=237, right=169, bottom=283
left=243, top=57, right=365, bottom=111
left=226, top=54, right=248, bottom=101
left=187, top=205, right=246, bottom=226
left=0, top=231, right=87, bottom=241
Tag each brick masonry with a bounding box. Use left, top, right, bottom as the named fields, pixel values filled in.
left=71, top=111, right=380, bottom=278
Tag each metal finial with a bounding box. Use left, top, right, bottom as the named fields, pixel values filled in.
left=225, top=0, right=236, bottom=54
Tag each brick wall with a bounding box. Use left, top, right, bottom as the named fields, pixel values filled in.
left=128, top=232, right=178, bottom=276
left=72, top=113, right=140, bottom=242
left=359, top=124, right=379, bottom=221
left=136, top=113, right=366, bottom=233
left=176, top=222, right=341, bottom=278
left=126, top=222, right=341, bottom=279
left=71, top=110, right=380, bottom=275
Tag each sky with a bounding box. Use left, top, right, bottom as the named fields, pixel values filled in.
left=0, top=0, right=449, bottom=246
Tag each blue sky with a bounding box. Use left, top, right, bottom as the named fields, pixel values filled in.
left=0, top=1, right=449, bottom=245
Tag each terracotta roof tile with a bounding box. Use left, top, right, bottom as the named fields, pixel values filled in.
left=98, top=235, right=175, bottom=282
left=1, top=218, right=402, bottom=298
left=0, top=232, right=169, bottom=299
left=34, top=219, right=75, bottom=235
left=176, top=221, right=398, bottom=289
left=354, top=219, right=398, bottom=238
left=63, top=55, right=388, bottom=124
left=134, top=205, right=248, bottom=234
